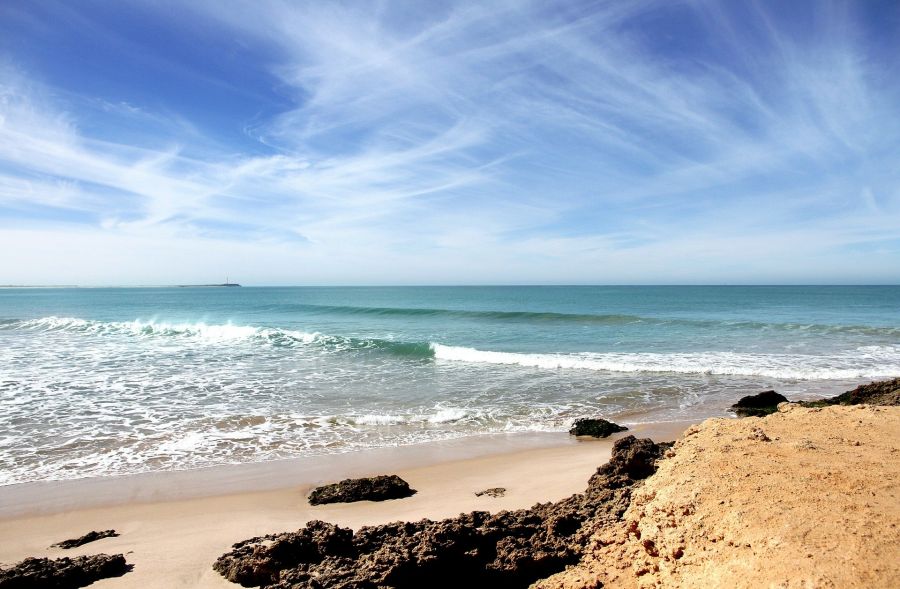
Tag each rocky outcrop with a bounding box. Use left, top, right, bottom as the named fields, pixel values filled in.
left=568, top=418, right=628, bottom=438
left=730, top=390, right=788, bottom=417
left=816, top=378, right=900, bottom=407
left=0, top=554, right=129, bottom=588
left=730, top=379, right=900, bottom=417
left=537, top=404, right=900, bottom=589
left=308, top=475, right=416, bottom=505
left=51, top=530, right=119, bottom=549
left=215, top=436, right=672, bottom=588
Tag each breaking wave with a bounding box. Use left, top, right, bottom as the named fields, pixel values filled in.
left=4, top=316, right=899, bottom=380
left=4, top=316, right=435, bottom=359
left=431, top=344, right=900, bottom=380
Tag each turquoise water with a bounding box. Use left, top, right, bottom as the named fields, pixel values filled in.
left=1, top=286, right=898, bottom=484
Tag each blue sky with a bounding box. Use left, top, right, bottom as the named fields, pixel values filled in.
left=0, top=0, right=898, bottom=285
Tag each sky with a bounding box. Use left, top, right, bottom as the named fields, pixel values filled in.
left=0, top=0, right=898, bottom=285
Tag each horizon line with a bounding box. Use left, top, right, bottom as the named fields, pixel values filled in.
left=3, top=283, right=899, bottom=289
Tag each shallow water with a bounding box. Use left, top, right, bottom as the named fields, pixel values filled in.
left=1, top=285, right=897, bottom=484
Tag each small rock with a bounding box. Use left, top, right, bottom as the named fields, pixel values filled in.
left=749, top=427, right=771, bottom=442
left=794, top=439, right=817, bottom=450
left=474, top=487, right=506, bottom=498
left=308, top=474, right=416, bottom=505
left=684, top=424, right=702, bottom=436
left=0, top=554, right=130, bottom=588
left=569, top=418, right=628, bottom=438
left=52, top=530, right=119, bottom=549
left=730, top=390, right=789, bottom=417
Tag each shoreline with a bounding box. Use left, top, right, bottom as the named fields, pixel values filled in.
left=2, top=379, right=898, bottom=587
left=0, top=421, right=690, bottom=588
left=0, top=420, right=694, bottom=519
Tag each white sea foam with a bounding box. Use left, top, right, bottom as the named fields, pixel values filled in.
left=430, top=344, right=900, bottom=380
left=15, top=316, right=321, bottom=346
left=156, top=431, right=208, bottom=454
left=353, top=414, right=407, bottom=425
left=427, top=408, right=468, bottom=423
left=3, top=313, right=897, bottom=485
left=16, top=317, right=898, bottom=381
left=345, top=408, right=470, bottom=426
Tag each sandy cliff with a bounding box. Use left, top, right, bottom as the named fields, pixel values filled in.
left=537, top=403, right=900, bottom=588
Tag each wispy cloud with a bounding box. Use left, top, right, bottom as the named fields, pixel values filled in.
left=0, top=0, right=898, bottom=284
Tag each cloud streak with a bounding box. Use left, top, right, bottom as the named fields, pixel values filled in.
left=0, top=0, right=898, bottom=284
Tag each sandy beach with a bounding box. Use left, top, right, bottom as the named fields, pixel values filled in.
left=0, top=421, right=690, bottom=588
left=3, top=0, right=899, bottom=583
left=2, top=388, right=899, bottom=588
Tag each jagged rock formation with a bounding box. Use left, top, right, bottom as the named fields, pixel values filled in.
left=308, top=475, right=416, bottom=505
left=0, top=554, right=129, bottom=588
left=568, top=418, right=628, bottom=438
left=215, top=436, right=672, bottom=588
left=729, top=390, right=788, bottom=417
left=731, top=379, right=900, bottom=417
left=51, top=530, right=119, bottom=549
left=813, top=377, right=900, bottom=406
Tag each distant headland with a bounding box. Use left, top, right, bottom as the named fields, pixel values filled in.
left=177, top=277, right=241, bottom=287
left=176, top=282, right=241, bottom=288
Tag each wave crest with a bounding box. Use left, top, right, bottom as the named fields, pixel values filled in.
left=6, top=316, right=899, bottom=380
left=7, top=316, right=433, bottom=359
left=431, top=344, right=900, bottom=380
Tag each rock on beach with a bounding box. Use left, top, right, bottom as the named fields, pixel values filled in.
left=308, top=474, right=416, bottom=505
left=568, top=418, right=628, bottom=438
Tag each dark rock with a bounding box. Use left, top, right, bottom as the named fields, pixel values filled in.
left=474, top=488, right=506, bottom=498
left=51, top=530, right=119, bottom=549
left=308, top=475, right=416, bottom=505
left=0, top=554, right=130, bottom=588
left=568, top=418, right=628, bottom=438
left=215, top=435, right=673, bottom=589
left=590, top=435, right=673, bottom=483
left=730, top=390, right=789, bottom=417
left=812, top=378, right=900, bottom=407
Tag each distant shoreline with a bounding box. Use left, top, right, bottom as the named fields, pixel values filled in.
left=176, top=284, right=241, bottom=288
left=0, top=284, right=242, bottom=289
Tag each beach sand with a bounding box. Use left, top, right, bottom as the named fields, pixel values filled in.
left=0, top=421, right=690, bottom=588
left=8, top=404, right=897, bottom=588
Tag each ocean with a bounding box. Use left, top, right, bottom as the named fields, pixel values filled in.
left=1, top=285, right=898, bottom=485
